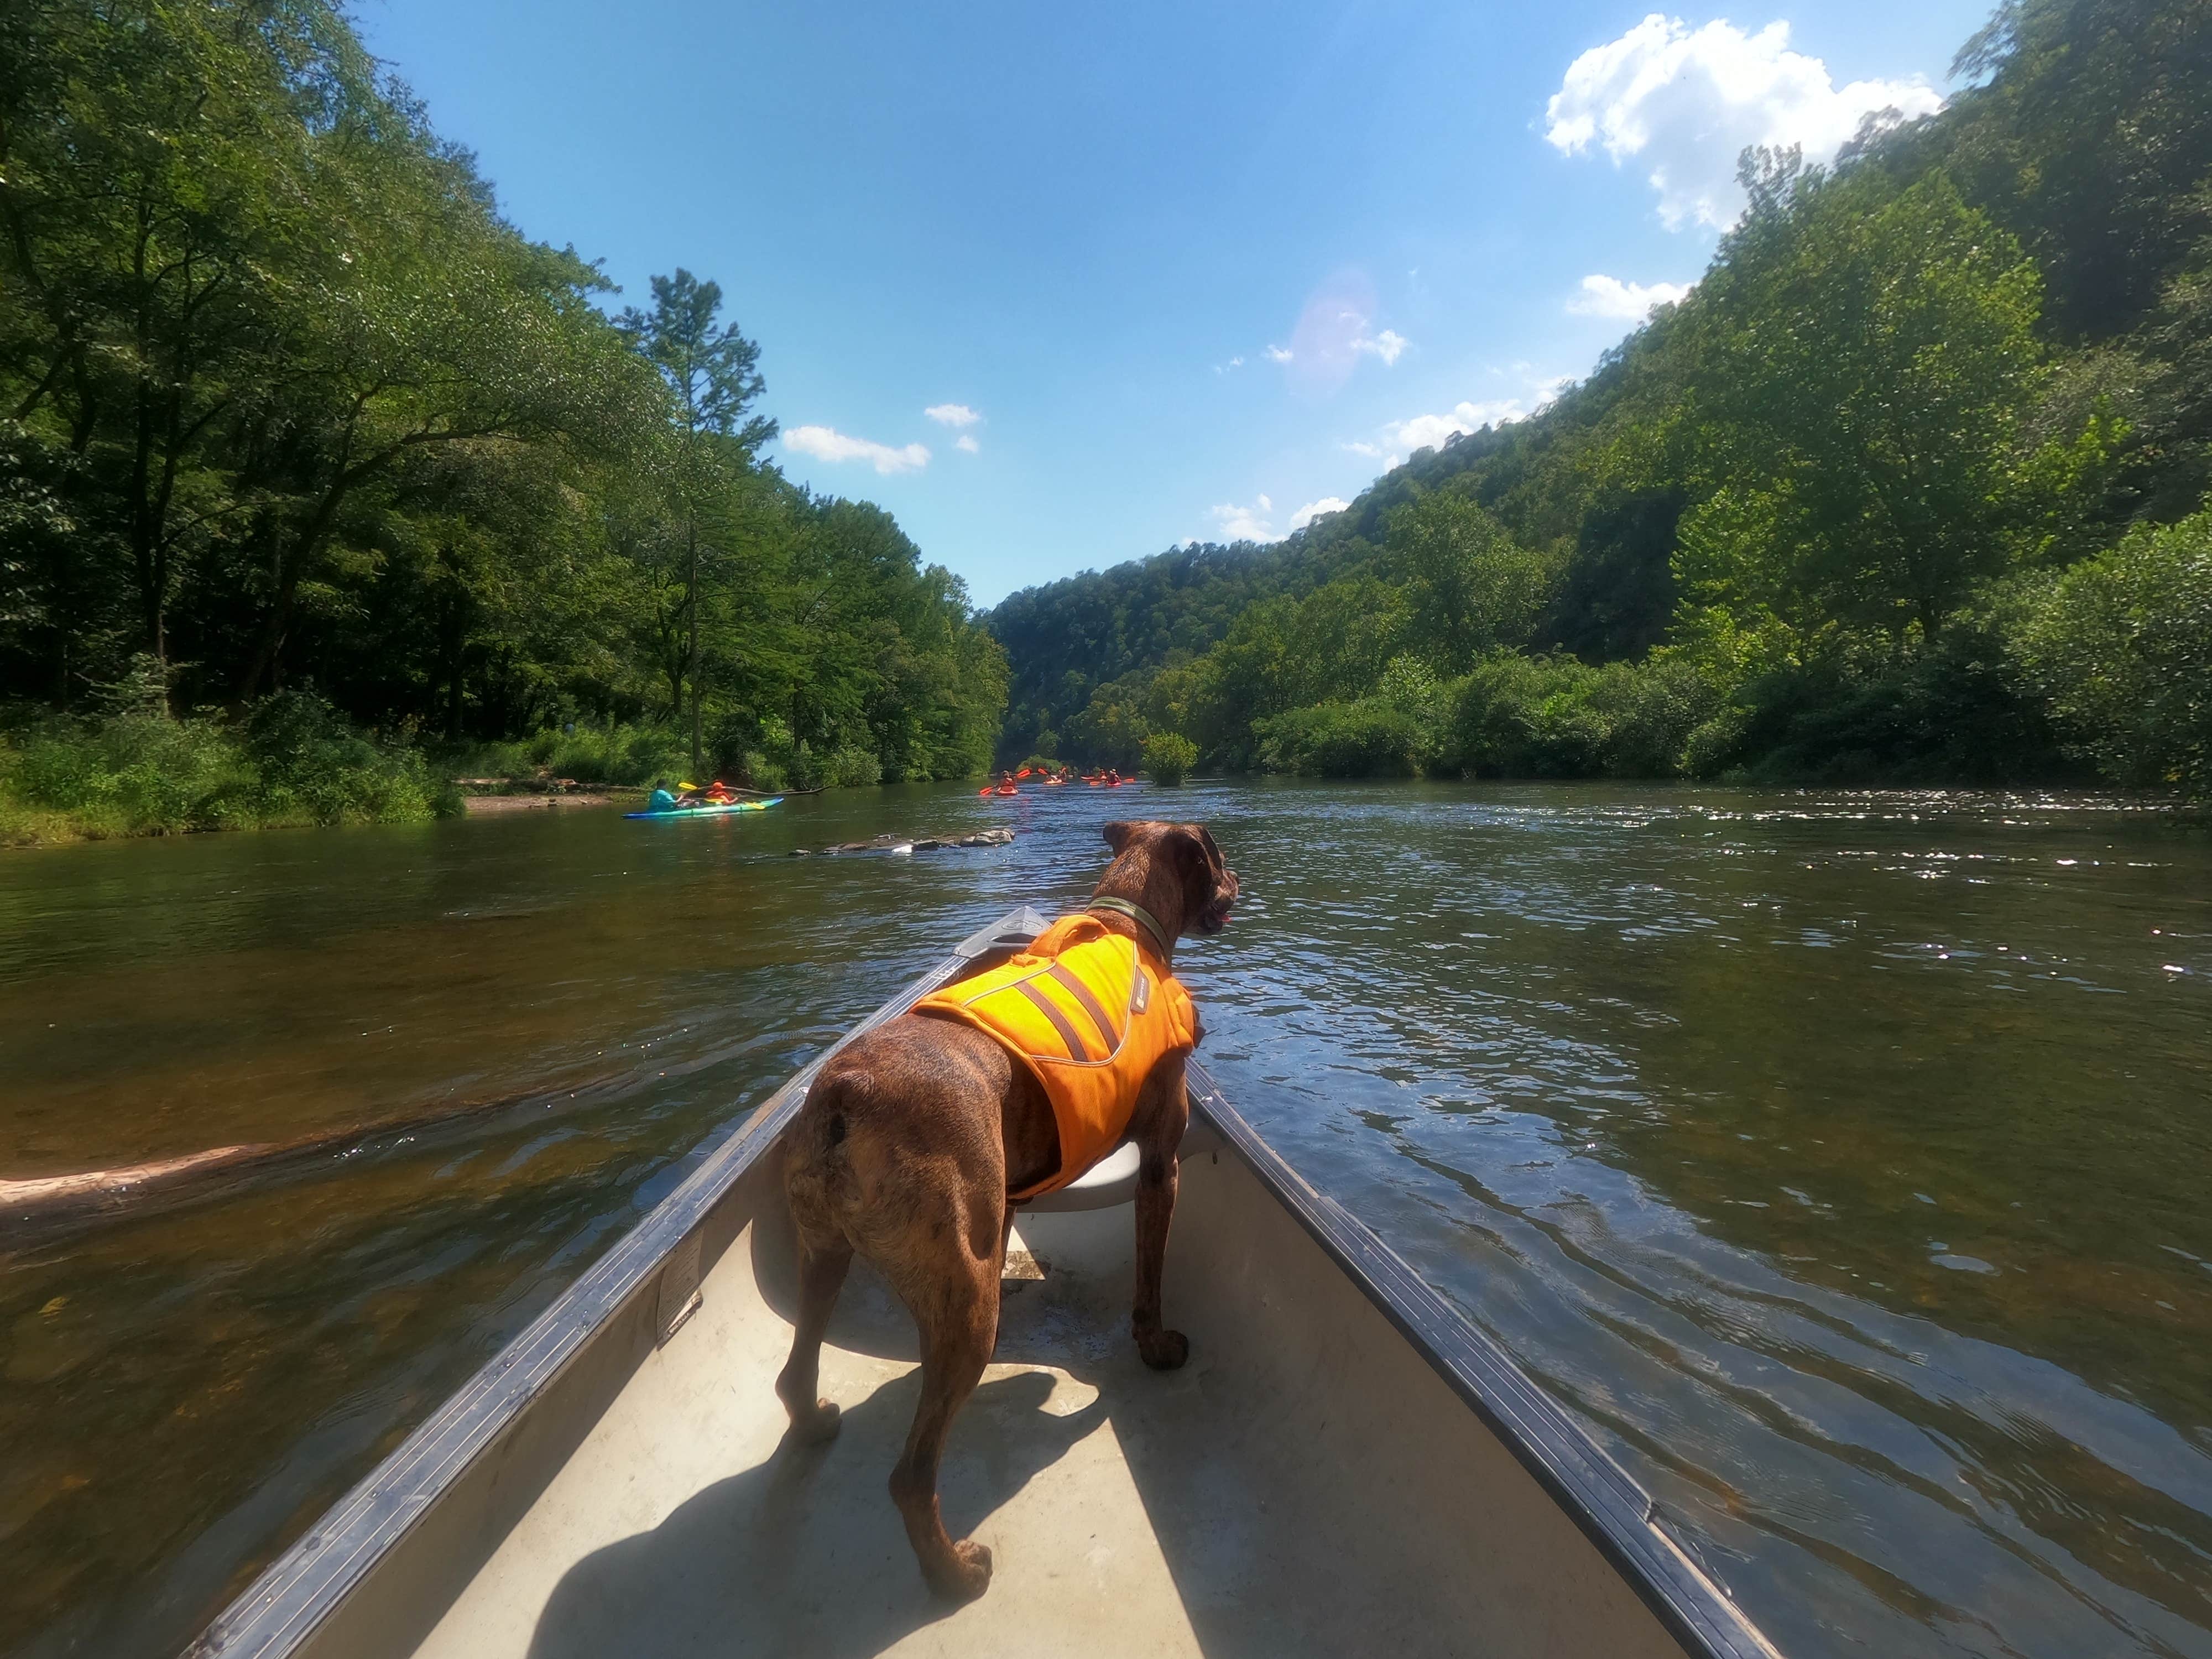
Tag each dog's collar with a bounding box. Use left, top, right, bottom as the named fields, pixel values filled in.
left=1087, top=896, right=1175, bottom=960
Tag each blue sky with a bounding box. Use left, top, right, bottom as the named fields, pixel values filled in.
left=353, top=0, right=1992, bottom=606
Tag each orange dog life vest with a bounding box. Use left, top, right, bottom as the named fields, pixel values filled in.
left=914, top=914, right=1198, bottom=1201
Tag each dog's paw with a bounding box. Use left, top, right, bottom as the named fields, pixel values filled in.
left=1138, top=1327, right=1190, bottom=1371
left=791, top=1398, right=843, bottom=1444
left=927, top=1538, right=994, bottom=1600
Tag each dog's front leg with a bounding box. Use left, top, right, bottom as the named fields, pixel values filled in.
left=1130, top=1059, right=1191, bottom=1370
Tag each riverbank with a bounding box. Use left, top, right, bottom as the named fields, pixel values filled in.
left=458, top=791, right=617, bottom=815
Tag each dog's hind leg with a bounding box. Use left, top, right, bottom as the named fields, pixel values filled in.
left=775, top=1220, right=852, bottom=1444
left=1129, top=1056, right=1193, bottom=1370
left=883, top=1193, right=1004, bottom=1600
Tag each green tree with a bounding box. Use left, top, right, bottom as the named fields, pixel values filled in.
left=1383, top=492, right=1555, bottom=671
left=2017, top=505, right=2212, bottom=795
left=1675, top=166, right=2049, bottom=641
left=619, top=269, right=776, bottom=774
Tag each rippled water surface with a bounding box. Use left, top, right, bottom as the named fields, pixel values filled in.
left=3, top=781, right=2209, bottom=1658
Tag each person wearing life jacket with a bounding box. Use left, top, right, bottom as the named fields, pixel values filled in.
left=912, top=906, right=1199, bottom=1199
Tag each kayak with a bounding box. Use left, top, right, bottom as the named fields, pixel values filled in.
left=193, top=905, right=1781, bottom=1659
left=624, top=797, right=782, bottom=820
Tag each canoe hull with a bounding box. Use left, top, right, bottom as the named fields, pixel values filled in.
left=189, top=907, right=1779, bottom=1659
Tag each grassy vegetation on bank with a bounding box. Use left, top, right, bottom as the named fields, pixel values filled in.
left=0, top=674, right=940, bottom=847
left=1, top=688, right=460, bottom=847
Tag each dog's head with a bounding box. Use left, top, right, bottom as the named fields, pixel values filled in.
left=1100, top=821, right=1239, bottom=940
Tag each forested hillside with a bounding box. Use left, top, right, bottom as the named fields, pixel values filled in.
left=0, top=0, right=1005, bottom=837
left=991, top=0, right=2212, bottom=797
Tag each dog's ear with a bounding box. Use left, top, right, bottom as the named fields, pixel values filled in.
left=1102, top=821, right=1137, bottom=855
left=1170, top=823, right=1220, bottom=887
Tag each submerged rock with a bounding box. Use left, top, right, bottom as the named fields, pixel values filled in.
left=791, top=826, right=1014, bottom=857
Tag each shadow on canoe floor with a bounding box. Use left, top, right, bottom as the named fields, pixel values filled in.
left=524, top=1369, right=1104, bottom=1659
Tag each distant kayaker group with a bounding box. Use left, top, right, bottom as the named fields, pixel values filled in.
left=979, top=765, right=1129, bottom=797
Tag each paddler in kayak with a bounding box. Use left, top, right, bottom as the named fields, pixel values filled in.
left=648, top=779, right=681, bottom=813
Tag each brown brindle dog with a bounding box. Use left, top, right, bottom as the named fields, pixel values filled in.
left=776, top=820, right=1238, bottom=1600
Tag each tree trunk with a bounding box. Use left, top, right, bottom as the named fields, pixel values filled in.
left=688, top=518, right=702, bottom=776
left=441, top=567, right=467, bottom=741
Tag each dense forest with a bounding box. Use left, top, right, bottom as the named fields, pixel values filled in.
left=6, top=0, right=2206, bottom=841
left=991, top=0, right=2212, bottom=799
left=0, top=0, right=1006, bottom=836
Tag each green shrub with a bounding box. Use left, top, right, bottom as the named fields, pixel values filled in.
left=1437, top=653, right=1572, bottom=776
left=1724, top=625, right=2070, bottom=785
left=1142, top=732, right=1198, bottom=785
left=523, top=723, right=687, bottom=787
left=1434, top=652, right=1723, bottom=779
left=2017, top=509, right=2212, bottom=796
left=1587, top=658, right=1726, bottom=776
left=247, top=692, right=455, bottom=823
left=824, top=745, right=883, bottom=787
left=711, top=712, right=885, bottom=790
left=1256, top=700, right=1422, bottom=776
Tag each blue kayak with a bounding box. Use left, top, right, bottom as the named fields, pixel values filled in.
left=625, top=797, right=783, bottom=820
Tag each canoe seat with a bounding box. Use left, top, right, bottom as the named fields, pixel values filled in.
left=1019, top=1118, right=1224, bottom=1213
left=1021, top=1138, right=1141, bottom=1212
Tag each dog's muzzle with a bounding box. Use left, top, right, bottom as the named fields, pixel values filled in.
left=1197, top=875, right=1237, bottom=933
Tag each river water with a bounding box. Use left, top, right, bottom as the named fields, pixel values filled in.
left=2, top=781, right=2208, bottom=1658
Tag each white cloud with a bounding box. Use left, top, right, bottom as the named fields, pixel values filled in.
left=1264, top=344, right=1293, bottom=363
left=1383, top=399, right=1531, bottom=452
left=1340, top=440, right=1406, bottom=471
left=784, top=425, right=930, bottom=476
left=1290, top=497, right=1350, bottom=531
left=923, top=403, right=980, bottom=428
left=1209, top=495, right=1279, bottom=542
left=1352, top=327, right=1408, bottom=366
left=956, top=433, right=979, bottom=453
left=1567, top=273, right=1693, bottom=320
left=1545, top=15, right=1943, bottom=229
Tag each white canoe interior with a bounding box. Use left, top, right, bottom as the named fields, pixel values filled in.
left=194, top=909, right=1779, bottom=1659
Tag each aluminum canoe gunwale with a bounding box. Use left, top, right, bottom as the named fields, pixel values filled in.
left=190, top=904, right=1774, bottom=1659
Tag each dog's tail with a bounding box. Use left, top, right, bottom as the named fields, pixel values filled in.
left=785, top=1068, right=865, bottom=1223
